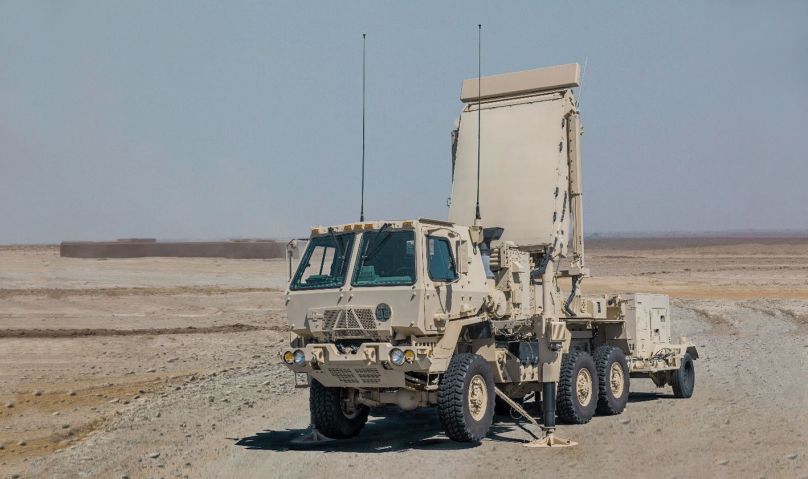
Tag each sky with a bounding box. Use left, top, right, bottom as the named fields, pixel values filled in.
left=1, top=1, right=806, bottom=244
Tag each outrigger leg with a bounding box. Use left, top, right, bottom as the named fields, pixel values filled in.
left=289, top=377, right=336, bottom=447
left=289, top=419, right=336, bottom=447
left=289, top=424, right=336, bottom=447
left=524, top=382, right=577, bottom=448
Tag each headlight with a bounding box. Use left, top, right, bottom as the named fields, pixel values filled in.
left=293, top=350, right=306, bottom=365
left=389, top=348, right=405, bottom=366
left=283, top=351, right=294, bottom=364
left=403, top=349, right=415, bottom=363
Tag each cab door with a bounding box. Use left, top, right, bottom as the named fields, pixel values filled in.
left=422, top=232, right=461, bottom=331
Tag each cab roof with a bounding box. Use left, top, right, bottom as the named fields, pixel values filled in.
left=310, top=218, right=460, bottom=235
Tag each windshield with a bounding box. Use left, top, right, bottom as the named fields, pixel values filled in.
left=290, top=232, right=355, bottom=290
left=352, top=230, right=416, bottom=287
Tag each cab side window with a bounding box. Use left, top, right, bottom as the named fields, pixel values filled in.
left=427, top=236, right=458, bottom=282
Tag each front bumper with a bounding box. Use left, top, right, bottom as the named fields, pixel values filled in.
left=281, top=342, right=433, bottom=388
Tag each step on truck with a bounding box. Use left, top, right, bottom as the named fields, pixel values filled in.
left=280, top=63, right=698, bottom=444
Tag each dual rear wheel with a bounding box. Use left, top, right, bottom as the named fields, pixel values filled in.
left=438, top=348, right=629, bottom=439
left=557, top=346, right=630, bottom=423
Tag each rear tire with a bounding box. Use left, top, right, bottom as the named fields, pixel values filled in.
left=593, top=345, right=630, bottom=415
left=556, top=350, right=598, bottom=424
left=671, top=353, right=695, bottom=398
left=437, top=353, right=495, bottom=442
left=309, top=380, right=369, bottom=439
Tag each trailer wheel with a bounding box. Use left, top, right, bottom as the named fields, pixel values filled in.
left=593, top=345, right=630, bottom=415
left=438, top=353, right=495, bottom=442
left=556, top=350, right=598, bottom=424
left=309, top=380, right=369, bottom=439
left=671, top=353, right=695, bottom=398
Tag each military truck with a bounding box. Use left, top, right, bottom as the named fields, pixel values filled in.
left=281, top=63, right=698, bottom=444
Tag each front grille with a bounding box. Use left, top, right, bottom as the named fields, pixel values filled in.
left=323, top=309, right=340, bottom=330
left=354, top=308, right=375, bottom=329
left=319, top=307, right=385, bottom=340
left=336, top=312, right=361, bottom=329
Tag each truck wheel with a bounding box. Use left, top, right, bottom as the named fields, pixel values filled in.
left=556, top=350, right=598, bottom=424
left=438, top=353, right=495, bottom=442
left=671, top=353, right=695, bottom=398
left=309, top=380, right=369, bottom=439
left=593, top=345, right=630, bottom=415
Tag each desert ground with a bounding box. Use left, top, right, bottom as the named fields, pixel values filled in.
left=1, top=237, right=806, bottom=479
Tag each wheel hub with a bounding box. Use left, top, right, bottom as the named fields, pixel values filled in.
left=576, top=368, right=592, bottom=406
left=468, top=374, right=488, bottom=421
left=609, top=362, right=625, bottom=397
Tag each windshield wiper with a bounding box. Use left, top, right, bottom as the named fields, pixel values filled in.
left=327, top=227, right=344, bottom=259
left=358, top=223, right=392, bottom=268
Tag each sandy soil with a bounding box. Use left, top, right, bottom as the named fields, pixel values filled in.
left=0, top=239, right=806, bottom=479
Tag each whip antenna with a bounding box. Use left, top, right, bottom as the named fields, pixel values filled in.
left=577, top=56, right=589, bottom=108
left=474, top=24, right=482, bottom=224
left=360, top=33, right=366, bottom=222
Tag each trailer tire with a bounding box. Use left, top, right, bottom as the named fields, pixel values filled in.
left=438, top=353, right=495, bottom=442
left=309, top=380, right=369, bottom=439
left=593, top=345, right=630, bottom=415
left=671, top=353, right=695, bottom=398
left=556, top=350, right=598, bottom=424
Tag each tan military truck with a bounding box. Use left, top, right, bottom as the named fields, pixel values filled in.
left=281, top=63, right=698, bottom=444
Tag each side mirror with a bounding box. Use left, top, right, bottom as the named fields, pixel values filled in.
left=285, top=240, right=297, bottom=280
left=285, top=239, right=307, bottom=280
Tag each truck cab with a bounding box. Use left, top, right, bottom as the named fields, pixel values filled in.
left=284, top=219, right=488, bottom=388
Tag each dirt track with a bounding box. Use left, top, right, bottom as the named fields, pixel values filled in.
left=1, top=240, right=806, bottom=478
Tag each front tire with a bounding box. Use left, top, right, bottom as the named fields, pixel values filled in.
left=557, top=350, right=598, bottom=424
left=594, top=345, right=630, bottom=415
left=671, top=353, right=695, bottom=398
left=437, top=353, right=495, bottom=442
left=309, top=380, right=369, bottom=439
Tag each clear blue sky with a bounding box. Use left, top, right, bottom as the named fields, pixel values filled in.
left=1, top=1, right=806, bottom=243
